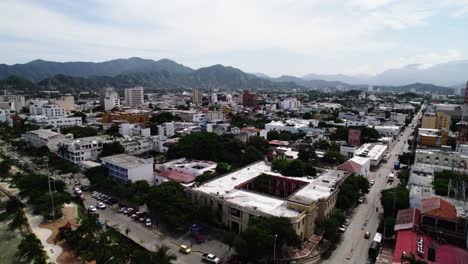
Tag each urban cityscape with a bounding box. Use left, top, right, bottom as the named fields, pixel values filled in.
left=1, top=1, right=468, bottom=264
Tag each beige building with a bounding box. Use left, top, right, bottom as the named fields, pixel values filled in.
left=415, top=147, right=468, bottom=169
left=192, top=89, right=203, bottom=105
left=187, top=161, right=349, bottom=240
left=54, top=95, right=75, bottom=111
left=421, top=112, right=451, bottom=130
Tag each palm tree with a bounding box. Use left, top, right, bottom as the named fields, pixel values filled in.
left=154, top=245, right=177, bottom=264
left=18, top=234, right=48, bottom=264
left=401, top=251, right=428, bottom=264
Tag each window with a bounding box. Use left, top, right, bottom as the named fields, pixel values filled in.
left=230, top=208, right=241, bottom=218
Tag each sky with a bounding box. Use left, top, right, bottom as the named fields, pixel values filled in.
left=1, top=0, right=468, bottom=77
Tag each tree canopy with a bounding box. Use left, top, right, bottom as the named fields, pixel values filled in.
left=380, top=186, right=409, bottom=217
left=101, top=142, right=125, bottom=157
left=61, top=126, right=98, bottom=138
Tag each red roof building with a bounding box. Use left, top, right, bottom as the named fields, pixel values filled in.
left=394, top=208, right=421, bottom=231
left=156, top=170, right=195, bottom=184
left=421, top=197, right=458, bottom=221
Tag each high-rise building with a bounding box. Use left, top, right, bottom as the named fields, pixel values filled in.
left=100, top=87, right=121, bottom=111
left=124, top=87, right=144, bottom=107
left=54, top=95, right=76, bottom=111
left=421, top=112, right=451, bottom=130
left=192, top=89, right=203, bottom=104
left=242, top=90, right=257, bottom=107
left=211, top=93, right=218, bottom=103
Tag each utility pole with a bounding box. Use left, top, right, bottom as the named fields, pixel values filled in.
left=46, top=158, right=55, bottom=221
left=273, top=234, right=278, bottom=264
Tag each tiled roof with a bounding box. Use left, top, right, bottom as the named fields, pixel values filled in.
left=337, top=160, right=362, bottom=173
left=157, top=170, right=195, bottom=183
left=395, top=208, right=421, bottom=231
left=421, top=197, right=458, bottom=221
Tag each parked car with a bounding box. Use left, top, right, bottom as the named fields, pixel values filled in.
left=145, top=218, right=152, bottom=227
left=338, top=225, right=347, bottom=232
left=87, top=206, right=97, bottom=213
left=357, top=196, right=365, bottom=203
left=79, top=194, right=85, bottom=201
left=131, top=211, right=142, bottom=219
left=369, top=179, right=375, bottom=186
left=124, top=208, right=134, bottom=215
left=91, top=191, right=99, bottom=198
left=97, top=202, right=106, bottom=209
left=344, top=217, right=350, bottom=226
left=138, top=213, right=147, bottom=222
left=118, top=207, right=127, bottom=213
left=202, top=253, right=220, bottom=264
left=179, top=245, right=191, bottom=254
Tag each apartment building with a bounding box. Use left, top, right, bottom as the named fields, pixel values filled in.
left=192, top=89, right=203, bottom=105
left=187, top=161, right=349, bottom=240
left=124, top=87, right=144, bottom=107
left=30, top=116, right=82, bottom=128
left=30, top=102, right=65, bottom=117
left=100, top=87, right=121, bottom=111
left=23, top=129, right=70, bottom=151
left=101, top=154, right=154, bottom=183
left=101, top=110, right=150, bottom=124
left=58, top=136, right=105, bottom=163
left=155, top=158, right=217, bottom=176
left=415, top=147, right=468, bottom=169
left=422, top=112, right=451, bottom=130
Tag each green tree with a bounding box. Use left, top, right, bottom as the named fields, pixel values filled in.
left=154, top=245, right=177, bottom=264
left=61, top=126, right=98, bottom=138
left=322, top=151, right=345, bottom=164
left=150, top=112, right=175, bottom=125
left=215, top=162, right=230, bottom=174
left=72, top=111, right=87, bottom=123
left=267, top=131, right=279, bottom=141
left=381, top=186, right=409, bottom=217
left=401, top=251, right=428, bottom=264
left=0, top=160, right=12, bottom=178
left=248, top=136, right=269, bottom=154
left=106, top=124, right=121, bottom=137
left=298, top=146, right=317, bottom=161
left=101, top=142, right=125, bottom=157
left=18, top=234, right=48, bottom=264
left=242, top=146, right=264, bottom=165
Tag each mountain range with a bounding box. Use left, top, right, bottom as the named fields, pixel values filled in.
left=0, top=57, right=465, bottom=92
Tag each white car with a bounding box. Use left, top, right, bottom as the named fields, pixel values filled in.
left=338, top=225, right=347, bottom=233
left=97, top=202, right=106, bottom=209
left=358, top=196, right=365, bottom=203
left=369, top=179, right=375, bottom=186
left=145, top=218, right=152, bottom=227
left=87, top=206, right=97, bottom=213
left=202, top=253, right=220, bottom=264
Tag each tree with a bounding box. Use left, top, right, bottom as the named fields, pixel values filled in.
left=61, top=126, right=98, bottom=138
left=154, top=245, right=177, bottom=264
left=302, top=112, right=313, bottom=119
left=18, top=234, right=48, bottom=264
left=267, top=131, right=279, bottom=141
left=150, top=112, right=175, bottom=125
left=215, top=162, right=230, bottom=174
left=248, top=136, right=269, bottom=154
left=381, top=186, right=409, bottom=217
left=322, top=151, right=345, bottom=164
left=242, top=146, right=264, bottom=165
left=298, top=146, right=317, bottom=161
left=272, top=159, right=309, bottom=177
left=72, top=111, right=87, bottom=123
left=225, top=217, right=301, bottom=260
left=106, top=124, right=121, bottom=137
left=0, top=160, right=12, bottom=178
left=101, top=142, right=125, bottom=157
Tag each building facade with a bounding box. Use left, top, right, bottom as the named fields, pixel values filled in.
left=101, top=154, right=154, bottom=183
left=124, top=87, right=144, bottom=107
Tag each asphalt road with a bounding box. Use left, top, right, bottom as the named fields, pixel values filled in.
left=319, top=109, right=422, bottom=264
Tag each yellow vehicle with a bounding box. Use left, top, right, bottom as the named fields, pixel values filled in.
left=364, top=231, right=371, bottom=239
left=179, top=245, right=191, bottom=254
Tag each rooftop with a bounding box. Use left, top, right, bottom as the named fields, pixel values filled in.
left=27, top=129, right=62, bottom=138
left=101, top=154, right=153, bottom=169
left=421, top=197, right=458, bottom=221
left=355, top=143, right=387, bottom=161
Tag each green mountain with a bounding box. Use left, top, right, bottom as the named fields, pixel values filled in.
left=0, top=57, right=193, bottom=81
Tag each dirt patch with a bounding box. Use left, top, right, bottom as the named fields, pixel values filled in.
left=38, top=204, right=81, bottom=264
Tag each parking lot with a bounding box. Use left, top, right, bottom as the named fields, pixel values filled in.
left=78, top=188, right=232, bottom=264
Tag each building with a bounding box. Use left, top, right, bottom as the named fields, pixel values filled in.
left=192, top=89, right=203, bottom=105
left=29, top=116, right=82, bottom=128
left=0, top=94, right=26, bottom=112
left=119, top=123, right=151, bottom=137
left=188, top=161, right=349, bottom=239
left=101, top=154, right=154, bottom=183
left=281, top=98, right=300, bottom=111
left=154, top=170, right=195, bottom=185
left=415, top=148, right=468, bottom=169
left=124, top=87, right=144, bottom=107
left=337, top=156, right=371, bottom=177
left=417, top=128, right=448, bottom=147
left=242, top=90, right=258, bottom=107
left=101, top=110, right=150, bottom=124
left=155, top=158, right=217, bottom=177
left=23, top=129, right=69, bottom=151
left=265, top=119, right=319, bottom=133
left=30, top=103, right=65, bottom=117
left=157, top=122, right=175, bottom=139
left=374, top=125, right=401, bottom=137
left=54, top=95, right=75, bottom=111
left=340, top=145, right=357, bottom=158
left=211, top=93, right=218, bottom=103
left=422, top=112, right=451, bottom=130
left=207, top=111, right=224, bottom=122
left=193, top=113, right=208, bottom=123
left=355, top=143, right=387, bottom=167
left=100, top=87, right=121, bottom=111
left=58, top=136, right=105, bottom=163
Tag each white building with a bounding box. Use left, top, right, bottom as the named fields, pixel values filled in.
left=193, top=113, right=208, bottom=123
left=340, top=145, right=357, bottom=159
left=157, top=122, right=175, bottom=139
left=119, top=123, right=151, bottom=137
left=124, top=87, right=144, bottom=107
left=374, top=125, right=401, bottom=138
left=31, top=103, right=65, bottom=117
left=101, top=87, right=121, bottom=111
left=58, top=136, right=105, bottom=163
left=101, top=154, right=154, bottom=183
left=207, top=111, right=224, bottom=122
left=211, top=93, right=218, bottom=103
left=23, top=129, right=70, bottom=151
left=281, top=98, right=300, bottom=111
left=29, top=116, right=82, bottom=128
left=355, top=143, right=387, bottom=167
left=345, top=119, right=369, bottom=127
left=265, top=119, right=319, bottom=133
left=0, top=94, right=26, bottom=112
left=155, top=158, right=217, bottom=177
left=0, top=108, right=15, bottom=124
left=337, top=156, right=371, bottom=177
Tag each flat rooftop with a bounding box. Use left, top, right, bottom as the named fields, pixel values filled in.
left=101, top=154, right=152, bottom=169
left=27, top=129, right=61, bottom=138
left=193, top=162, right=342, bottom=217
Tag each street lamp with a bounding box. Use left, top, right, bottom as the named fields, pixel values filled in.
left=273, top=234, right=278, bottom=264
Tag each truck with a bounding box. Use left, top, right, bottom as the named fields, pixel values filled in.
left=368, top=232, right=383, bottom=262
left=388, top=173, right=395, bottom=182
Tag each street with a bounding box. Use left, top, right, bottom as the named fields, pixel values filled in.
left=319, top=109, right=422, bottom=264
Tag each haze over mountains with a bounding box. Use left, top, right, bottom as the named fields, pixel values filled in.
left=0, top=57, right=466, bottom=91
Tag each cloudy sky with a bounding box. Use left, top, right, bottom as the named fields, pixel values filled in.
left=1, top=0, right=468, bottom=76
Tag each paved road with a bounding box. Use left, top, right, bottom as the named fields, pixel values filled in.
left=319, top=109, right=422, bottom=264
left=80, top=192, right=232, bottom=264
